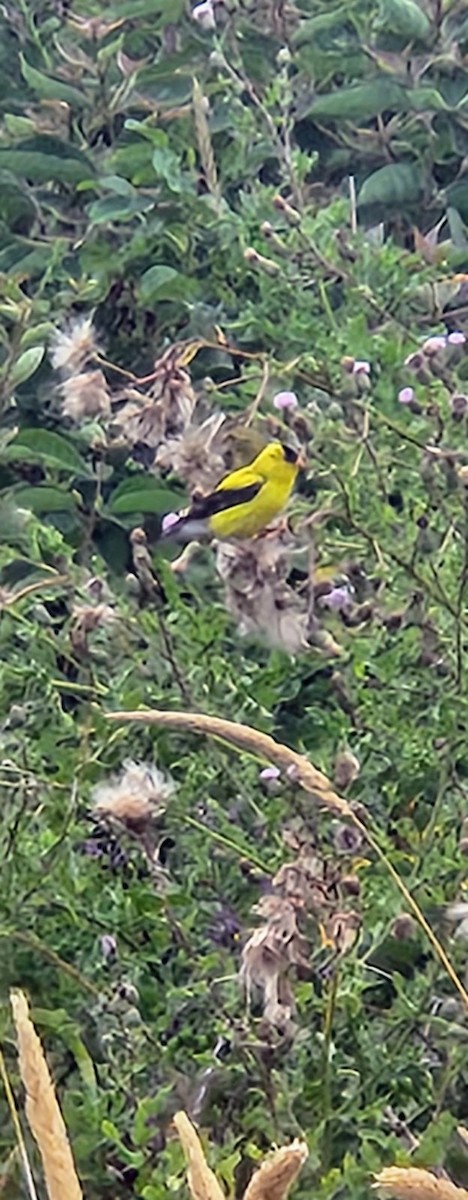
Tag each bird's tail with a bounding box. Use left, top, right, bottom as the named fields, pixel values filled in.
left=160, top=512, right=208, bottom=543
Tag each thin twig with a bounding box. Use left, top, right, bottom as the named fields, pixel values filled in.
left=245, top=358, right=269, bottom=427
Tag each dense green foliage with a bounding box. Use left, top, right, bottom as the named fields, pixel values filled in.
left=2, top=0, right=468, bottom=1197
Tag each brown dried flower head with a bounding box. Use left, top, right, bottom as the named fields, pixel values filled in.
left=114, top=342, right=197, bottom=452
left=333, top=748, right=360, bottom=791
left=216, top=527, right=310, bottom=656
left=155, top=412, right=227, bottom=492
left=50, top=316, right=99, bottom=377
left=240, top=894, right=309, bottom=1028
left=61, top=369, right=111, bottom=423
left=91, top=760, right=175, bottom=833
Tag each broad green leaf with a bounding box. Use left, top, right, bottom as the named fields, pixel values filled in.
left=152, top=146, right=183, bottom=191
left=358, top=162, right=424, bottom=210
left=11, top=485, right=78, bottom=514
left=405, top=86, right=447, bottom=112
left=9, top=345, right=45, bottom=386
left=2, top=429, right=92, bottom=477
left=305, top=81, right=405, bottom=122
left=378, top=0, right=431, bottom=41
left=446, top=180, right=468, bottom=223
left=108, top=477, right=182, bottom=515
left=88, top=192, right=155, bottom=224
left=20, top=54, right=88, bottom=107
left=446, top=206, right=468, bottom=248
left=0, top=135, right=95, bottom=184
left=109, top=0, right=183, bottom=18
left=0, top=169, right=37, bottom=231
left=138, top=264, right=193, bottom=303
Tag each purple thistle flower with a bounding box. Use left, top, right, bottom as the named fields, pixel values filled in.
left=398, top=387, right=414, bottom=405
left=100, top=934, right=118, bottom=960
left=321, top=585, right=353, bottom=613
left=273, top=391, right=298, bottom=410
left=259, top=765, right=281, bottom=780
left=352, top=361, right=370, bottom=375
left=448, top=331, right=466, bottom=346
left=191, top=0, right=216, bottom=27
left=422, top=336, right=446, bottom=355
left=161, top=511, right=180, bottom=534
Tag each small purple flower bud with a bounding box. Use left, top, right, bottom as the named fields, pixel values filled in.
left=100, top=934, right=117, bottom=960
left=422, top=336, right=446, bottom=356
left=352, top=361, right=370, bottom=375
left=398, top=387, right=414, bottom=405
left=321, top=585, right=353, bottom=613
left=191, top=0, right=215, bottom=27
left=259, top=765, right=281, bottom=780
left=161, top=511, right=180, bottom=533
left=448, top=331, right=466, bottom=345
left=273, top=391, right=298, bottom=410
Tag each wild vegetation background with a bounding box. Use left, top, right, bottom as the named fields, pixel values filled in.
left=2, top=0, right=468, bottom=1195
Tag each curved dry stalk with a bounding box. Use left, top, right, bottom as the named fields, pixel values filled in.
left=106, top=708, right=468, bottom=1008
left=106, top=709, right=351, bottom=817
left=374, top=1168, right=468, bottom=1200
left=10, top=990, right=83, bottom=1200
left=173, top=1111, right=226, bottom=1200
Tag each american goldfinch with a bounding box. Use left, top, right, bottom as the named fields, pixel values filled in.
left=162, top=441, right=305, bottom=542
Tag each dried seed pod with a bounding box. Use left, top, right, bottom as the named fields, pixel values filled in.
left=334, top=749, right=360, bottom=791
left=391, top=913, right=417, bottom=940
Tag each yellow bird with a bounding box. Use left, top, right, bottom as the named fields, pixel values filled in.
left=161, top=441, right=305, bottom=542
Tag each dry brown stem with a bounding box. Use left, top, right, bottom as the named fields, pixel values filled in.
left=374, top=1168, right=468, bottom=1200
left=10, top=990, right=83, bottom=1200
left=106, top=709, right=351, bottom=816
left=173, top=1111, right=226, bottom=1200
left=244, top=1140, right=308, bottom=1200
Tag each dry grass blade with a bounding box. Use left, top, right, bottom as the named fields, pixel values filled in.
left=105, top=708, right=468, bottom=1008
left=10, top=990, right=83, bottom=1200
left=0, top=1048, right=38, bottom=1200
left=244, top=1140, right=308, bottom=1200
left=173, top=1111, right=226, bottom=1200
left=374, top=1168, right=468, bottom=1200
left=193, top=78, right=220, bottom=207
left=106, top=709, right=351, bottom=815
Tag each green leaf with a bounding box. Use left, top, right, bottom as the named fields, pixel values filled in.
left=88, top=191, right=155, bottom=224
left=20, top=54, right=88, bottom=107
left=378, top=0, right=431, bottom=41
left=152, top=146, right=183, bottom=191
left=107, top=477, right=182, bottom=515
left=0, top=136, right=95, bottom=184
left=358, top=162, right=424, bottom=210
left=9, top=345, right=45, bottom=386
left=109, top=0, right=183, bottom=18
left=305, top=81, right=405, bottom=122
left=11, top=485, right=78, bottom=514
left=138, top=264, right=193, bottom=303
left=405, top=86, right=446, bottom=112
left=446, top=206, right=468, bottom=248
left=2, top=429, right=93, bottom=477
left=101, top=1121, right=145, bottom=1167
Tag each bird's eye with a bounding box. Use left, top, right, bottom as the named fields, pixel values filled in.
left=283, top=444, right=298, bottom=464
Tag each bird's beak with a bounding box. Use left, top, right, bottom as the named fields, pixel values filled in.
left=296, top=449, right=308, bottom=470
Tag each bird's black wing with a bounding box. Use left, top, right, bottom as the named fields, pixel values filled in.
left=187, top=480, right=262, bottom=520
